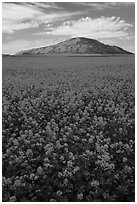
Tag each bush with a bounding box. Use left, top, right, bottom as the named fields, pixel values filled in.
left=2, top=62, right=135, bottom=201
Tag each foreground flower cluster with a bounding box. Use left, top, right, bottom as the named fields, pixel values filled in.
left=2, top=60, right=135, bottom=201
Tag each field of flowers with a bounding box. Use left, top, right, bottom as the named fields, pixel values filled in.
left=2, top=56, right=135, bottom=202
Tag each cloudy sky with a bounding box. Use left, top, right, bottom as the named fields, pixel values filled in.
left=2, top=2, right=135, bottom=54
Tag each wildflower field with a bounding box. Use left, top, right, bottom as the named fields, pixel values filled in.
left=2, top=55, right=135, bottom=202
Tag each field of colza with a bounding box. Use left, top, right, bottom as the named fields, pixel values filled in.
left=2, top=55, right=135, bottom=202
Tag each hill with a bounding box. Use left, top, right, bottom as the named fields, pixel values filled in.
left=16, top=37, right=133, bottom=55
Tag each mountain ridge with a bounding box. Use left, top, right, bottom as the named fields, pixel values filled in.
left=16, top=37, right=133, bottom=55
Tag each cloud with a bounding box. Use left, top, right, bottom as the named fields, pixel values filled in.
left=29, top=2, right=63, bottom=10
left=119, top=34, right=135, bottom=40
left=2, top=3, right=80, bottom=34
left=73, top=2, right=135, bottom=10
left=45, top=16, right=133, bottom=39
left=2, top=38, right=65, bottom=54
left=2, top=3, right=41, bottom=33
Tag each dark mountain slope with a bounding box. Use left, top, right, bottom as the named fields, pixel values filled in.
left=16, top=37, right=133, bottom=55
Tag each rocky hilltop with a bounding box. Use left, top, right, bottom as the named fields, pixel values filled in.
left=16, top=37, right=133, bottom=55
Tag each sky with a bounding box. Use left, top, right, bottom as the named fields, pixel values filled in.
left=2, top=2, right=135, bottom=54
